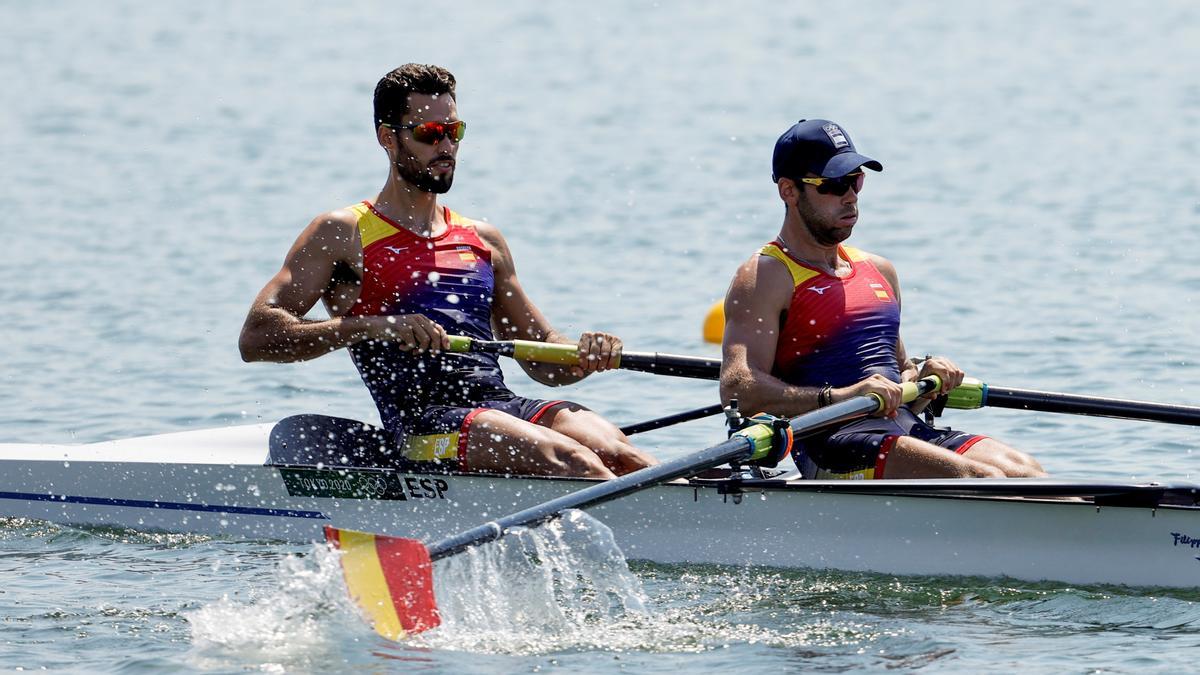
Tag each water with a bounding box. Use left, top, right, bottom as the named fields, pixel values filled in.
left=2, top=0, right=1198, bottom=670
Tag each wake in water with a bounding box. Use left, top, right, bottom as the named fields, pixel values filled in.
left=185, top=510, right=649, bottom=661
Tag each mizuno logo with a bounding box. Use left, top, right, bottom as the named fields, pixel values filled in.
left=384, top=246, right=408, bottom=255
left=808, top=286, right=830, bottom=295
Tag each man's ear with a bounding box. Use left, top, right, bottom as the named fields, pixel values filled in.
left=777, top=177, right=798, bottom=204
left=377, top=125, right=394, bottom=152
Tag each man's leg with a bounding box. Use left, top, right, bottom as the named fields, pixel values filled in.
left=535, top=404, right=658, bottom=476
left=884, top=436, right=1046, bottom=479
left=462, top=409, right=616, bottom=478
left=961, top=438, right=1046, bottom=477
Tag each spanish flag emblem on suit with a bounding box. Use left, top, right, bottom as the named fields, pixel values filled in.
left=325, top=526, right=441, bottom=639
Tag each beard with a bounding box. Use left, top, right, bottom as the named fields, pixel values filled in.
left=796, top=192, right=853, bottom=246
left=395, top=150, right=455, bottom=194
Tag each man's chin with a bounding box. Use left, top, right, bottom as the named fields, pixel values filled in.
left=812, top=226, right=853, bottom=246
left=409, top=174, right=454, bottom=194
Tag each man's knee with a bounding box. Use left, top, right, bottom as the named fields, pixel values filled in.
left=467, top=411, right=613, bottom=478
left=1001, top=450, right=1047, bottom=477
left=526, top=429, right=612, bottom=477
left=964, top=462, right=1007, bottom=479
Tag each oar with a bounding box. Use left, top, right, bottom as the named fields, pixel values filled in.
left=326, top=376, right=942, bottom=640
left=619, top=403, right=724, bottom=435
left=698, top=299, right=1200, bottom=426
left=446, top=335, right=720, bottom=380
left=946, top=378, right=1200, bottom=426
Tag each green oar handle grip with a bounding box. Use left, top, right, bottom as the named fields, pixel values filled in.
left=446, top=335, right=473, bottom=352
left=866, top=374, right=943, bottom=412
left=904, top=375, right=942, bottom=403
left=511, top=340, right=582, bottom=365
left=945, top=377, right=987, bottom=410
left=446, top=336, right=582, bottom=365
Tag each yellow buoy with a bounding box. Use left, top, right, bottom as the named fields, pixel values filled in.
left=702, top=300, right=724, bottom=344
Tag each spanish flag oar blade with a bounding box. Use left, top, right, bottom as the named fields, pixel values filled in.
left=324, top=526, right=440, bottom=639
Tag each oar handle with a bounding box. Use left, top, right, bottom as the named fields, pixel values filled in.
left=447, top=336, right=580, bottom=364
left=736, top=375, right=942, bottom=462
left=446, top=335, right=722, bottom=379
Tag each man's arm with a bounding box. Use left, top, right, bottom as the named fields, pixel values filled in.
left=474, top=222, right=614, bottom=386
left=720, top=254, right=903, bottom=417
left=238, top=211, right=447, bottom=363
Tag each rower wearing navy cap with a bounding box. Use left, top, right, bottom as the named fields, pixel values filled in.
left=719, top=119, right=1046, bottom=479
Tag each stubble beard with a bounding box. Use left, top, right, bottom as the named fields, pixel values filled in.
left=797, top=192, right=851, bottom=246
left=395, top=151, right=455, bottom=194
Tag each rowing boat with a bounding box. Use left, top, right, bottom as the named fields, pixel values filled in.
left=2, top=413, right=1199, bottom=589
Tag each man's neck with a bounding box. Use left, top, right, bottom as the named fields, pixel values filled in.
left=776, top=223, right=840, bottom=271
left=373, top=178, right=445, bottom=238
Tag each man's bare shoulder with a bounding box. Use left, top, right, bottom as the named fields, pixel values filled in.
left=294, top=207, right=360, bottom=259
left=734, top=249, right=794, bottom=289
left=860, top=250, right=899, bottom=284
left=310, top=207, right=360, bottom=237
left=460, top=217, right=516, bottom=264
left=727, top=250, right=794, bottom=316
left=462, top=215, right=503, bottom=244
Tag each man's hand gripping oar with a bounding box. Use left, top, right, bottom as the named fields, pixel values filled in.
left=324, top=376, right=942, bottom=640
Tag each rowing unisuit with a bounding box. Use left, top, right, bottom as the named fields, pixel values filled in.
left=765, top=240, right=901, bottom=387
left=345, top=202, right=562, bottom=469
left=761, top=240, right=984, bottom=478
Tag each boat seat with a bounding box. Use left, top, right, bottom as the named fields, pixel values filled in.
left=267, top=414, right=426, bottom=471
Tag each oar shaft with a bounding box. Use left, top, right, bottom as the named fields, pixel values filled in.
left=985, top=387, right=1200, bottom=426
left=614, top=352, right=720, bottom=380
left=620, top=404, right=725, bottom=435
left=426, top=434, right=755, bottom=560
left=426, top=379, right=939, bottom=561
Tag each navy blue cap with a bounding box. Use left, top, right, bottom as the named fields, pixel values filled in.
left=771, top=119, right=882, bottom=182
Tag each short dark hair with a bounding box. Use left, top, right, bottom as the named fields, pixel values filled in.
left=373, top=64, right=457, bottom=129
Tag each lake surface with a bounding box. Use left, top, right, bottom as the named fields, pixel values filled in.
left=2, top=1, right=1198, bottom=671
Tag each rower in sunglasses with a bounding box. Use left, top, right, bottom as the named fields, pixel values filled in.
left=240, top=63, right=657, bottom=480
left=718, top=119, right=1046, bottom=481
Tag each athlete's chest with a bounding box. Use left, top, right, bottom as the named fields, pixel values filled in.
left=353, top=226, right=494, bottom=315
left=361, top=233, right=489, bottom=280
left=784, top=265, right=898, bottom=335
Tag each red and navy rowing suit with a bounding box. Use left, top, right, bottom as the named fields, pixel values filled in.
left=762, top=240, right=985, bottom=479
left=345, top=201, right=564, bottom=471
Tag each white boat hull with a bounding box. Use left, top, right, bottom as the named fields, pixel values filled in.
left=3, top=418, right=1199, bottom=589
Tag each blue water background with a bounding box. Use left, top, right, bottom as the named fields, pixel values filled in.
left=2, top=1, right=1198, bottom=671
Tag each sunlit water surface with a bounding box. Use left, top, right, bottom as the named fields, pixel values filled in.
left=2, top=1, right=1198, bottom=671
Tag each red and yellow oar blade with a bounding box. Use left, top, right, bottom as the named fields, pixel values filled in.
left=324, top=526, right=440, bottom=639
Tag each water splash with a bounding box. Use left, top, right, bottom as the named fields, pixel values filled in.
left=413, top=509, right=649, bottom=654
left=185, top=543, right=362, bottom=670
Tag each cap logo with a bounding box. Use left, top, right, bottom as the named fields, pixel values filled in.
left=822, top=123, right=849, bottom=149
